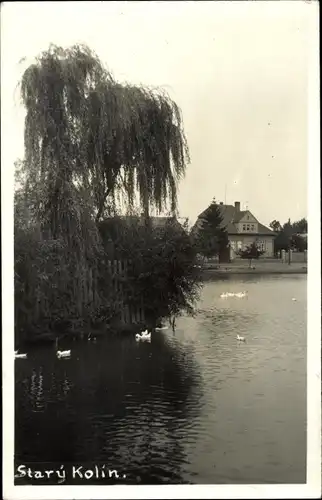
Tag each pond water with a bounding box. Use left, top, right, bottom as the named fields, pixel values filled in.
left=15, top=274, right=307, bottom=484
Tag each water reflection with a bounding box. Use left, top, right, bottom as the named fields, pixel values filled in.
left=15, top=275, right=306, bottom=484
left=29, top=368, right=45, bottom=412
left=15, top=332, right=202, bottom=484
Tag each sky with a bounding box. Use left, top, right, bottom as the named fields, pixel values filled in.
left=1, top=1, right=317, bottom=227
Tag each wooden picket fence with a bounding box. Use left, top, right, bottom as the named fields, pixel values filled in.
left=107, top=259, right=145, bottom=325
left=16, top=253, right=145, bottom=329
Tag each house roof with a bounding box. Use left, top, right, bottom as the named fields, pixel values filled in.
left=103, top=215, right=185, bottom=233
left=117, top=215, right=181, bottom=228
left=196, top=204, right=275, bottom=236
left=257, top=222, right=276, bottom=236
left=233, top=210, right=259, bottom=223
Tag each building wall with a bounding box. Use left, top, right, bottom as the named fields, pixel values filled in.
left=229, top=235, right=275, bottom=259
left=235, top=212, right=258, bottom=234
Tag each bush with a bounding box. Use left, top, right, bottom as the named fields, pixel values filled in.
left=100, top=217, right=203, bottom=326
left=237, top=242, right=265, bottom=266
left=15, top=214, right=202, bottom=342
left=14, top=225, right=116, bottom=342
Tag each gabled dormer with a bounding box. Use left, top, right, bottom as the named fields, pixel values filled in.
left=233, top=203, right=259, bottom=233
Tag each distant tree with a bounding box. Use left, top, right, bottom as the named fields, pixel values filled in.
left=237, top=242, right=265, bottom=268
left=195, top=198, right=229, bottom=260
left=269, top=220, right=282, bottom=232
left=273, top=217, right=307, bottom=255
left=292, top=218, right=307, bottom=234
left=274, top=233, right=289, bottom=254
left=290, top=233, right=307, bottom=252
left=283, top=218, right=293, bottom=233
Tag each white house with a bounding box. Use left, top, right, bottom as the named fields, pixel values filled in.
left=192, top=201, right=276, bottom=260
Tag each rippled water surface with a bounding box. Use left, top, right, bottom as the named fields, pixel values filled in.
left=15, top=274, right=307, bottom=484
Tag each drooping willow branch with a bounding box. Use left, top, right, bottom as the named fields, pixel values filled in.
left=20, top=43, right=190, bottom=238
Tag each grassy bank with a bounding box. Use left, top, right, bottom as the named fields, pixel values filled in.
left=202, top=261, right=307, bottom=276
left=20, top=321, right=148, bottom=346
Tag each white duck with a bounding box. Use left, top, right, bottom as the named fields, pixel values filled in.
left=292, top=298, right=297, bottom=302
left=55, top=338, right=71, bottom=358
left=220, top=292, right=229, bottom=298
left=236, top=291, right=247, bottom=298
left=15, top=351, right=27, bottom=359
left=135, top=330, right=151, bottom=342
left=57, top=350, right=71, bottom=359
left=237, top=334, right=246, bottom=342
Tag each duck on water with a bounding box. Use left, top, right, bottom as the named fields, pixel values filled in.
left=236, top=334, right=246, bottom=342
left=15, top=350, right=27, bottom=359
left=55, top=338, right=71, bottom=359
left=220, top=291, right=247, bottom=299
left=136, top=330, right=151, bottom=342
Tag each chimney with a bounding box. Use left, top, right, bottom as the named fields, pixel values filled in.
left=234, top=201, right=240, bottom=212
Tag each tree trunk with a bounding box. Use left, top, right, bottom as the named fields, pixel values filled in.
left=95, top=165, right=122, bottom=224
left=142, top=186, right=151, bottom=230
left=95, top=186, right=112, bottom=224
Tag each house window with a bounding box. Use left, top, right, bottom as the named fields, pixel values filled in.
left=246, top=224, right=250, bottom=231
left=242, top=224, right=246, bottom=231
left=251, top=224, right=255, bottom=231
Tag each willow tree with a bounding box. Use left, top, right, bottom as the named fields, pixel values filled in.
left=18, top=44, right=189, bottom=331
left=20, top=43, right=189, bottom=231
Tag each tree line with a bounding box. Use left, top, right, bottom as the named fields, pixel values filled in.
left=269, top=218, right=307, bottom=253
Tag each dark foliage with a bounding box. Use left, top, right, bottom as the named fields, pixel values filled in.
left=99, top=217, right=202, bottom=326
left=194, top=198, right=229, bottom=259
left=237, top=242, right=265, bottom=266
left=271, top=217, right=308, bottom=254
left=14, top=44, right=199, bottom=342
